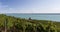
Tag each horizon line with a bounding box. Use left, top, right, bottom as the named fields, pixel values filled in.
left=1, top=13, right=60, bottom=15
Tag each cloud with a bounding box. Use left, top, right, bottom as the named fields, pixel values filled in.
left=0, top=2, right=16, bottom=13
left=0, top=0, right=60, bottom=13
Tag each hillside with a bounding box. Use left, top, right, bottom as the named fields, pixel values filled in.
left=0, top=14, right=60, bottom=32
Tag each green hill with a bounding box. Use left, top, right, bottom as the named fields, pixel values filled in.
left=0, top=14, right=59, bottom=32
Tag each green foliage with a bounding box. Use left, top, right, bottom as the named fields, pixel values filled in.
left=0, top=14, right=58, bottom=32
left=46, top=22, right=57, bottom=32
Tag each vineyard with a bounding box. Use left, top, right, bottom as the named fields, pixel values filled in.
left=0, top=14, right=59, bottom=32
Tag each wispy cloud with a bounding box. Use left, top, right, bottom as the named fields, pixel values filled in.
left=0, top=0, right=60, bottom=13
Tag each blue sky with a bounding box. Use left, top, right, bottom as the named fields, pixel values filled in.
left=0, top=0, right=60, bottom=13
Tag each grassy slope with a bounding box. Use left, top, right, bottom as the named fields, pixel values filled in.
left=0, top=14, right=60, bottom=31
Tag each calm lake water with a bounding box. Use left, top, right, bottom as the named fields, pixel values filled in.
left=6, top=13, right=60, bottom=21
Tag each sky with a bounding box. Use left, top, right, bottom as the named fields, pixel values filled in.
left=0, top=0, right=60, bottom=13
